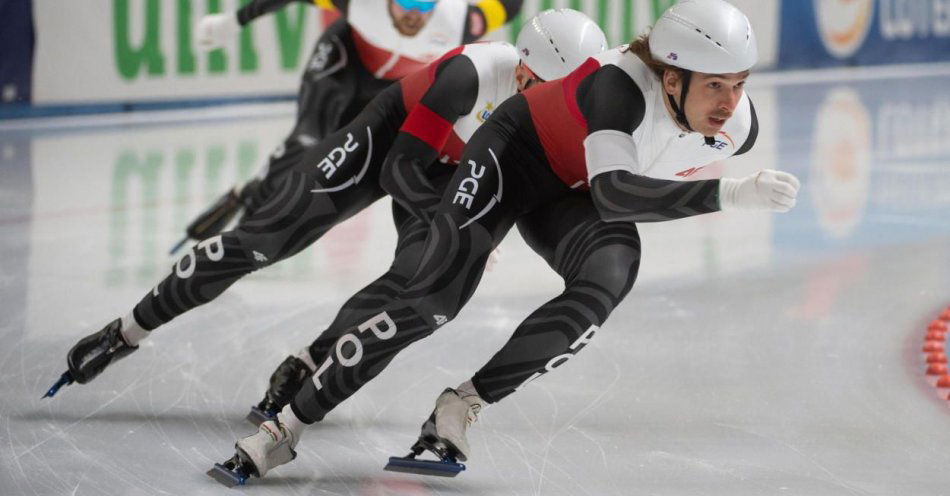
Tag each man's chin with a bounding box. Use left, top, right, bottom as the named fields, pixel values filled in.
left=395, top=22, right=423, bottom=36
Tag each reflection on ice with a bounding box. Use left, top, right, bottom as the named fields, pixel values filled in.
left=2, top=68, right=950, bottom=496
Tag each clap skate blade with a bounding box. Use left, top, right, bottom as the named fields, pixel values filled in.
left=42, top=371, right=75, bottom=399
left=384, top=440, right=465, bottom=477
left=207, top=453, right=255, bottom=487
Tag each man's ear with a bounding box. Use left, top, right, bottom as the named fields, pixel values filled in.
left=662, top=69, right=680, bottom=96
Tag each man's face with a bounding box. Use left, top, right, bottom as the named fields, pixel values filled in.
left=388, top=0, right=437, bottom=36
left=515, top=63, right=542, bottom=92
left=664, top=70, right=750, bottom=137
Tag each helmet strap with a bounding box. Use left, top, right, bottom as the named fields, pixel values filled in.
left=666, top=69, right=693, bottom=132
left=667, top=70, right=717, bottom=146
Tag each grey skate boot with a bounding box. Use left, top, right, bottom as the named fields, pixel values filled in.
left=208, top=419, right=298, bottom=487
left=385, top=388, right=486, bottom=477
left=430, top=388, right=485, bottom=462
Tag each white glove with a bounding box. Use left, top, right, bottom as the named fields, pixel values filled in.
left=196, top=12, right=240, bottom=50
left=718, top=169, right=800, bottom=212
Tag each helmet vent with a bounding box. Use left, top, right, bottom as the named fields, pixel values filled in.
left=694, top=27, right=724, bottom=48
left=548, top=37, right=567, bottom=63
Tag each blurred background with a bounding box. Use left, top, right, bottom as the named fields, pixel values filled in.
left=2, top=1, right=950, bottom=495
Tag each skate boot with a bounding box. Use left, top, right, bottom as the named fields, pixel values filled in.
left=169, top=178, right=262, bottom=254
left=43, top=319, right=139, bottom=398
left=247, top=355, right=314, bottom=425
left=208, top=419, right=297, bottom=487
left=385, top=388, right=485, bottom=477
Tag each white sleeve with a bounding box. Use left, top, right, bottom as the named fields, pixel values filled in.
left=583, top=129, right=641, bottom=180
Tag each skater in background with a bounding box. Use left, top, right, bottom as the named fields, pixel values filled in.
left=47, top=10, right=606, bottom=429
left=178, top=0, right=523, bottom=247
left=213, top=0, right=799, bottom=483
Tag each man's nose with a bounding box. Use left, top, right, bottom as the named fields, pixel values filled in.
left=720, top=90, right=739, bottom=112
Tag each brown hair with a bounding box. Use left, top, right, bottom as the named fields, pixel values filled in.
left=626, top=33, right=681, bottom=80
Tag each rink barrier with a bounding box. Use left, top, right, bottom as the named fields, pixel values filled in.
left=0, top=94, right=295, bottom=120
left=923, top=306, right=950, bottom=401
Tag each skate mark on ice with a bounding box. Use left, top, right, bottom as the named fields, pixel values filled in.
left=712, top=422, right=868, bottom=495
left=18, top=376, right=149, bottom=459
left=532, top=345, right=621, bottom=496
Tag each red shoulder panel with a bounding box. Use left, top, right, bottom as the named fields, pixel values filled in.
left=523, top=58, right=601, bottom=189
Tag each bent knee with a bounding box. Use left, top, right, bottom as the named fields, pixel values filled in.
left=574, top=244, right=641, bottom=301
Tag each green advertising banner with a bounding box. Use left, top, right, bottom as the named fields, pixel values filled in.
left=31, top=0, right=776, bottom=105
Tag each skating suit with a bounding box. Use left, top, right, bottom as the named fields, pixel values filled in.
left=132, top=42, right=524, bottom=367
left=235, top=0, right=521, bottom=183
left=287, top=47, right=759, bottom=424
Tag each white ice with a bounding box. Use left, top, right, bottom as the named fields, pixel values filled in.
left=2, top=64, right=950, bottom=496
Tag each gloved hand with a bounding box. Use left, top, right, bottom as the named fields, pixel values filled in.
left=718, top=169, right=800, bottom=212
left=196, top=12, right=240, bottom=50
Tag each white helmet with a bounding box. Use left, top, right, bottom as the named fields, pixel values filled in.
left=515, top=9, right=607, bottom=81
left=649, top=0, right=757, bottom=74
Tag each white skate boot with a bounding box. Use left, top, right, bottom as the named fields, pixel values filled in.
left=208, top=419, right=297, bottom=486
left=432, top=388, right=485, bottom=462
left=385, top=387, right=486, bottom=477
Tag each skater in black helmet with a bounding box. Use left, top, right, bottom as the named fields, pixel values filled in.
left=175, top=0, right=523, bottom=248
left=212, top=0, right=800, bottom=483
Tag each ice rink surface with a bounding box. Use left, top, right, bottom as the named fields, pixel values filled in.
left=2, top=65, right=950, bottom=496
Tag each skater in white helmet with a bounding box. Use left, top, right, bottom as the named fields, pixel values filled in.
left=198, top=10, right=608, bottom=485
left=223, top=0, right=798, bottom=480
left=173, top=0, right=524, bottom=250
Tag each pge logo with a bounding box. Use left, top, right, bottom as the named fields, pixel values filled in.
left=814, top=0, right=874, bottom=59
left=316, top=132, right=359, bottom=179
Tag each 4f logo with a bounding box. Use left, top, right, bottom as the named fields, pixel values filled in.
left=675, top=166, right=706, bottom=178
left=316, top=133, right=359, bottom=179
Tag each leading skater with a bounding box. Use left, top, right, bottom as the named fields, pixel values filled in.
left=178, top=0, right=523, bottom=245
left=212, top=0, right=800, bottom=484
left=47, top=10, right=606, bottom=415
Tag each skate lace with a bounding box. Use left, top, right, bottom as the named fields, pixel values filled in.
left=465, top=400, right=482, bottom=426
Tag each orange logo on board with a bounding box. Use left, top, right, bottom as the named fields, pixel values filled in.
left=815, top=0, right=874, bottom=58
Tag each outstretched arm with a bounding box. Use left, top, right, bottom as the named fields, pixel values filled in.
left=237, top=0, right=326, bottom=25
left=580, top=66, right=793, bottom=222
left=380, top=55, right=479, bottom=222
left=589, top=170, right=721, bottom=222
left=198, top=1, right=330, bottom=50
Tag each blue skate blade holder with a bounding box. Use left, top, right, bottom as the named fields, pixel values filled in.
left=42, top=371, right=74, bottom=399
left=207, top=462, right=250, bottom=487
left=246, top=405, right=277, bottom=426
left=384, top=456, right=465, bottom=477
